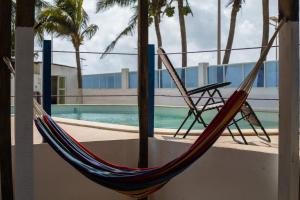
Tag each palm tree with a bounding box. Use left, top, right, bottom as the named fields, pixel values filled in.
left=37, top=0, right=99, bottom=101
left=222, top=0, right=244, bottom=64
left=165, top=0, right=192, bottom=70
left=11, top=0, right=49, bottom=54
left=152, top=0, right=165, bottom=69
left=261, top=0, right=269, bottom=57
left=96, top=0, right=166, bottom=69
left=177, top=0, right=187, bottom=68
left=256, top=0, right=269, bottom=87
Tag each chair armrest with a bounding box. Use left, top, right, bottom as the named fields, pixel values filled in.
left=187, top=82, right=231, bottom=95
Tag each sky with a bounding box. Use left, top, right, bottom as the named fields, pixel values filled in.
left=39, top=0, right=279, bottom=75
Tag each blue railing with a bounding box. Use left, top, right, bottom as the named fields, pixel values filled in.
left=83, top=61, right=279, bottom=89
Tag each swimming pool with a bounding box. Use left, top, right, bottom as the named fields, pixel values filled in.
left=52, top=105, right=278, bottom=130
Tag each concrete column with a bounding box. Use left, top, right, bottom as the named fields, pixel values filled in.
left=198, top=62, right=209, bottom=86
left=15, top=27, right=34, bottom=200
left=15, top=0, right=35, bottom=199
left=121, top=68, right=129, bottom=89
left=278, top=21, right=299, bottom=200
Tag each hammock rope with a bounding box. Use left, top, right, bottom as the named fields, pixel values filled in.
left=3, top=19, right=286, bottom=199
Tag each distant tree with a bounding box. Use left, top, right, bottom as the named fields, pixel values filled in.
left=222, top=0, right=245, bottom=64
left=96, top=0, right=168, bottom=69
left=37, top=0, right=99, bottom=98
left=164, top=0, right=192, bottom=69
left=11, top=0, right=49, bottom=55
left=261, top=0, right=269, bottom=57
left=257, top=0, right=269, bottom=87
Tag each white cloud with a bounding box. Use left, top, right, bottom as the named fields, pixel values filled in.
left=40, top=0, right=280, bottom=74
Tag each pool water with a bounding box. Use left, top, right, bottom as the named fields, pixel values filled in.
left=52, top=105, right=278, bottom=130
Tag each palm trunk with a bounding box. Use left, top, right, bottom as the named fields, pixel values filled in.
left=138, top=0, right=149, bottom=199
left=178, top=0, right=187, bottom=68
left=257, top=0, right=269, bottom=87
left=261, top=0, right=269, bottom=57
left=75, top=44, right=83, bottom=104
left=154, top=15, right=162, bottom=69
left=222, top=1, right=240, bottom=64
left=0, top=0, right=14, bottom=199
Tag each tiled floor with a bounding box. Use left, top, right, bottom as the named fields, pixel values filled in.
left=10, top=117, right=281, bottom=154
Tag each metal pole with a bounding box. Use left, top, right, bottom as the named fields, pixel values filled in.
left=278, top=0, right=299, bottom=200
left=217, top=0, right=221, bottom=65
left=43, top=40, right=52, bottom=115
left=147, top=44, right=155, bottom=138
left=15, top=0, right=35, bottom=199
left=0, top=0, right=14, bottom=199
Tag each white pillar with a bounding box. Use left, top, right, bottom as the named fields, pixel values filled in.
left=278, top=21, right=299, bottom=200
left=198, top=62, right=209, bottom=86
left=121, top=68, right=129, bottom=89
left=15, top=27, right=34, bottom=200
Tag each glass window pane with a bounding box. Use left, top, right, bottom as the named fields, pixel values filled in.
left=59, top=90, right=65, bottom=104
left=59, top=77, right=65, bottom=89
left=51, top=76, right=57, bottom=95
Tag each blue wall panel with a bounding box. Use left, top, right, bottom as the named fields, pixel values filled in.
left=83, top=61, right=281, bottom=89
left=225, top=64, right=243, bottom=87
left=129, top=72, right=138, bottom=88
left=185, top=67, right=198, bottom=88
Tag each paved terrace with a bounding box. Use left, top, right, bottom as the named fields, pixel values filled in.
left=11, top=117, right=279, bottom=154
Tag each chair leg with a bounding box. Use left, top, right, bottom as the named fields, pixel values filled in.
left=249, top=120, right=271, bottom=143
left=209, top=89, right=248, bottom=144
left=192, top=111, right=207, bottom=127
left=183, top=116, right=199, bottom=138
left=231, top=119, right=248, bottom=145
left=244, top=102, right=271, bottom=143
left=259, top=124, right=271, bottom=142
left=174, top=110, right=193, bottom=138
left=180, top=111, right=207, bottom=139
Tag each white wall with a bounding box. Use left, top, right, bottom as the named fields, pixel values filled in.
left=50, top=64, right=79, bottom=104
left=11, top=63, right=79, bottom=105
left=15, top=139, right=279, bottom=200
left=150, top=140, right=278, bottom=200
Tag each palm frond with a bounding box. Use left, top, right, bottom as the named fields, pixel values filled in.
left=81, top=24, right=99, bottom=41
left=100, top=14, right=137, bottom=59
left=96, top=0, right=136, bottom=13
left=226, top=0, right=245, bottom=7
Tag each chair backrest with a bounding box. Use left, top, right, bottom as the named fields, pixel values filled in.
left=157, top=48, right=195, bottom=109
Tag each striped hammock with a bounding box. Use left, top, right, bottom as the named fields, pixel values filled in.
left=22, top=20, right=285, bottom=199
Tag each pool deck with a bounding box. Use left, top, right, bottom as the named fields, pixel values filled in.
left=11, top=117, right=280, bottom=154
